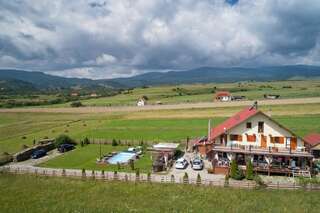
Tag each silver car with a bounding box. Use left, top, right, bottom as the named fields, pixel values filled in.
left=191, top=159, right=204, bottom=170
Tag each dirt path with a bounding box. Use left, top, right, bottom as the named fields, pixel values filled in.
left=1, top=97, right=320, bottom=114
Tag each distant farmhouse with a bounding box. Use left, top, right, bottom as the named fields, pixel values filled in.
left=90, top=93, right=98, bottom=97
left=137, top=97, right=147, bottom=106
left=215, top=91, right=232, bottom=102
left=70, top=92, right=79, bottom=97
left=215, top=91, right=246, bottom=102
left=193, top=102, right=315, bottom=176
left=264, top=94, right=280, bottom=99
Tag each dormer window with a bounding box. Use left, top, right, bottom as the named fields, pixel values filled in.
left=246, top=122, right=252, bottom=129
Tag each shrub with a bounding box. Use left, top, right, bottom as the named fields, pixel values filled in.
left=0, top=153, right=13, bottom=166
left=54, top=134, right=75, bottom=148
left=129, top=159, right=135, bottom=170
left=254, top=175, right=266, bottom=188
left=82, top=168, right=86, bottom=178
left=246, top=161, right=254, bottom=180
left=196, top=173, right=201, bottom=185
left=183, top=172, right=189, bottom=183
left=62, top=169, right=66, bottom=176
left=230, top=160, right=244, bottom=180
left=112, top=139, right=118, bottom=146
left=224, top=174, right=229, bottom=187
left=83, top=137, right=90, bottom=145
left=147, top=172, right=151, bottom=182
left=70, top=101, right=83, bottom=107
left=171, top=174, right=175, bottom=183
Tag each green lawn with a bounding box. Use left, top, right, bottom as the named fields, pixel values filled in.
left=39, top=144, right=153, bottom=173
left=0, top=174, right=319, bottom=212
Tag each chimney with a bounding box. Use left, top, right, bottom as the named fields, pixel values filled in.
left=250, top=101, right=258, bottom=110
left=208, top=119, right=212, bottom=141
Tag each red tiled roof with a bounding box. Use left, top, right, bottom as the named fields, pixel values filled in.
left=215, top=91, right=231, bottom=97
left=304, top=133, right=320, bottom=147
left=210, top=106, right=259, bottom=140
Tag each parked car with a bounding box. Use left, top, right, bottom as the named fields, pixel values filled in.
left=191, top=159, right=204, bottom=170
left=31, top=149, right=47, bottom=159
left=57, top=144, right=75, bottom=153
left=175, top=158, right=188, bottom=169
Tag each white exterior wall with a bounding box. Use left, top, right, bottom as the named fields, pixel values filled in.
left=220, top=96, right=231, bottom=102
left=137, top=99, right=145, bottom=106
left=217, top=113, right=304, bottom=149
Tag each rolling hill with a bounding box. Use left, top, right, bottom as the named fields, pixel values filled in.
left=1, top=65, right=320, bottom=90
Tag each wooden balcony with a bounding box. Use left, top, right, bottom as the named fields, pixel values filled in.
left=212, top=143, right=313, bottom=158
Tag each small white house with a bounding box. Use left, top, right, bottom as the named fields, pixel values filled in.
left=215, top=91, right=232, bottom=102
left=137, top=98, right=146, bottom=106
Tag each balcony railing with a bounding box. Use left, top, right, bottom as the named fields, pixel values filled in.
left=212, top=143, right=312, bottom=157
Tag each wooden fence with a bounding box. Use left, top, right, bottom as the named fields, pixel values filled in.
left=1, top=166, right=319, bottom=190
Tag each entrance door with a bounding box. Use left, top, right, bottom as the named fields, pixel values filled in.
left=261, top=135, right=267, bottom=148
left=290, top=137, right=297, bottom=150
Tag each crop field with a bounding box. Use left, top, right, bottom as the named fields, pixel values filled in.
left=74, top=80, right=320, bottom=107
left=39, top=144, right=153, bottom=173
left=1, top=103, right=320, bottom=154
left=0, top=174, right=319, bottom=212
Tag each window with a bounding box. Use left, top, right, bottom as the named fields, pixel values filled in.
left=258, top=122, right=264, bottom=133
left=271, top=137, right=285, bottom=144
left=246, top=134, right=256, bottom=142
left=230, top=134, right=243, bottom=141
left=246, top=122, right=252, bottom=129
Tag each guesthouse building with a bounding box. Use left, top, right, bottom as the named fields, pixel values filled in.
left=193, top=102, right=314, bottom=176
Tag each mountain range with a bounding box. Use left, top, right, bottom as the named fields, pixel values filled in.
left=1, top=65, right=320, bottom=92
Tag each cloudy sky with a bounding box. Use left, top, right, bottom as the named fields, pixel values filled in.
left=0, top=0, right=320, bottom=79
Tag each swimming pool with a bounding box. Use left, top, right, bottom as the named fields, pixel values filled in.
left=107, top=152, right=136, bottom=164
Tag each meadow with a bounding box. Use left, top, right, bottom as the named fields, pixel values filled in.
left=1, top=103, right=320, bottom=154
left=75, top=80, right=320, bottom=107
left=0, top=174, right=319, bottom=212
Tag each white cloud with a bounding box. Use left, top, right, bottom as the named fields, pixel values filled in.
left=0, top=0, right=320, bottom=78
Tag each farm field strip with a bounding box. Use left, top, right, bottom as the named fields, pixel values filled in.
left=1, top=97, right=320, bottom=114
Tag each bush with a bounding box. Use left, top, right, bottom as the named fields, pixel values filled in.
left=230, top=160, right=245, bottom=180
left=112, top=139, right=118, bottom=146
left=246, top=161, right=254, bottom=180
left=129, top=159, right=135, bottom=170
left=224, top=174, right=229, bottom=187
left=54, top=134, right=75, bottom=148
left=254, top=175, right=266, bottom=188
left=0, top=153, right=13, bottom=166
left=83, top=137, right=90, bottom=145
left=70, top=101, right=83, bottom=107
left=183, top=172, right=189, bottom=183
left=196, top=173, right=201, bottom=185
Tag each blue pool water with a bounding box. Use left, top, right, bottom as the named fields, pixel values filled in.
left=107, top=152, right=136, bottom=164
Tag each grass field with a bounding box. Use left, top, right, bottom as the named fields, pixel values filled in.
left=1, top=103, right=320, bottom=154
left=67, top=80, right=320, bottom=107
left=0, top=174, right=319, bottom=212
left=39, top=144, right=153, bottom=173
